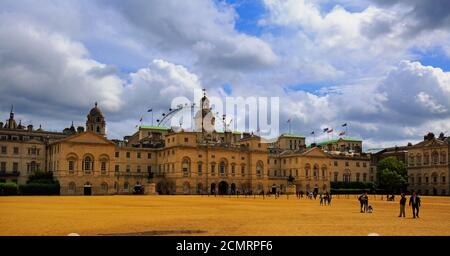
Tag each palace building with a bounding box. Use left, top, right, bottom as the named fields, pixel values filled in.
left=3, top=93, right=447, bottom=196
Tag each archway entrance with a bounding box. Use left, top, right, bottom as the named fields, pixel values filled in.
left=218, top=181, right=229, bottom=195
left=231, top=183, right=236, bottom=194
left=84, top=183, right=92, bottom=196
left=271, top=184, right=277, bottom=194
left=210, top=183, right=216, bottom=195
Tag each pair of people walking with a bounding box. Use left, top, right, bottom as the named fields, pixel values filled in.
left=358, top=192, right=369, bottom=213
left=399, top=192, right=421, bottom=218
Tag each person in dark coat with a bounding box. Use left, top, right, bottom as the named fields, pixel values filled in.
left=398, top=193, right=406, bottom=217
left=409, top=192, right=421, bottom=218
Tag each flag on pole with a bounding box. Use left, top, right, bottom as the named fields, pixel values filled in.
left=139, top=116, right=143, bottom=122
left=339, top=131, right=346, bottom=136
left=342, top=123, right=347, bottom=127
left=327, top=129, right=334, bottom=133
left=147, top=108, right=153, bottom=112
left=287, top=118, right=291, bottom=123
left=310, top=131, right=315, bottom=135
left=323, top=128, right=329, bottom=133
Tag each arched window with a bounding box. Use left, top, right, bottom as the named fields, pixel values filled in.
left=432, top=151, right=439, bottom=165
left=83, top=156, right=93, bottom=173
left=313, top=164, right=319, bottom=181
left=197, top=162, right=202, bottom=176
left=219, top=161, right=226, bottom=176
left=101, top=161, right=107, bottom=174
left=231, top=164, right=236, bottom=176
left=416, top=154, right=422, bottom=165
left=424, top=153, right=429, bottom=165
left=210, top=162, right=216, bottom=176
left=305, top=164, right=311, bottom=178
left=182, top=158, right=190, bottom=177
left=68, top=160, right=75, bottom=173
left=321, top=165, right=327, bottom=178
left=441, top=152, right=447, bottom=164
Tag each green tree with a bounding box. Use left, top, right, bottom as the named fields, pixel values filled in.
left=376, top=156, right=408, bottom=193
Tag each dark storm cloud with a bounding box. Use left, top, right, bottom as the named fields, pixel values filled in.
left=369, top=0, right=450, bottom=36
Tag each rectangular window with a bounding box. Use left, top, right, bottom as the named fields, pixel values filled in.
left=334, top=161, right=338, bottom=166
left=334, top=173, right=338, bottom=182
left=231, top=165, right=235, bottom=176
left=1, top=146, right=7, bottom=154
left=13, top=162, right=18, bottom=173
left=126, top=152, right=130, bottom=158
left=115, top=165, right=119, bottom=172
left=115, top=152, right=119, bottom=158
left=147, top=165, right=152, bottom=173
left=0, top=162, right=6, bottom=172
left=345, top=162, right=349, bottom=167
left=137, top=152, right=141, bottom=159
left=137, top=165, right=141, bottom=173
left=126, top=165, right=130, bottom=173
left=363, top=173, right=367, bottom=182
left=184, top=138, right=188, bottom=143
left=363, top=162, right=367, bottom=167
left=356, top=162, right=360, bottom=167
left=198, top=163, right=202, bottom=176
left=148, top=153, right=152, bottom=159
left=211, top=164, right=215, bottom=176
left=241, top=165, right=245, bottom=176
left=13, top=147, right=19, bottom=155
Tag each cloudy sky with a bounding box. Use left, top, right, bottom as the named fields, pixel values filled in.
left=1, top=0, right=450, bottom=149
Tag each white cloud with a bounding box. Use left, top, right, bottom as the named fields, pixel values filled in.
left=0, top=18, right=124, bottom=116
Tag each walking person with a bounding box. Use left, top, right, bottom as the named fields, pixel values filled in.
left=328, top=192, right=332, bottom=206
left=358, top=193, right=365, bottom=213
left=409, top=192, right=421, bottom=218
left=398, top=193, right=406, bottom=217
left=363, top=192, right=369, bottom=212
left=319, top=193, right=324, bottom=206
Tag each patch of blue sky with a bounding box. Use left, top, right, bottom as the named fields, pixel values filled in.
left=222, top=84, right=233, bottom=95
left=410, top=46, right=450, bottom=72
left=223, top=0, right=267, bottom=36
left=284, top=80, right=338, bottom=96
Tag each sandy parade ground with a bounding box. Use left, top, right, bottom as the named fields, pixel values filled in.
left=1, top=195, right=449, bottom=236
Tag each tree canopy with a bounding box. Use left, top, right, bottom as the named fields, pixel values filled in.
left=376, top=156, right=408, bottom=193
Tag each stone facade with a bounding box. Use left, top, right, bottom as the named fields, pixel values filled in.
left=407, top=133, right=450, bottom=195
